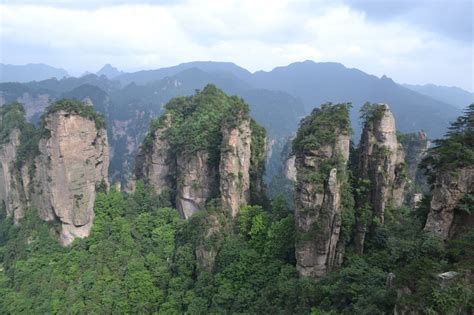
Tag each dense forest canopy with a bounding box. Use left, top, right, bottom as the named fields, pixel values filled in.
left=0, top=94, right=472, bottom=313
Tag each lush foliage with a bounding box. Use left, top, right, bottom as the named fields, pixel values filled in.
left=42, top=98, right=106, bottom=130
left=0, top=102, right=27, bottom=144
left=359, top=102, right=386, bottom=125
left=145, top=85, right=249, bottom=160
left=293, top=102, right=352, bottom=153
left=0, top=102, right=40, bottom=173
left=2, top=184, right=471, bottom=314
left=421, top=103, right=474, bottom=184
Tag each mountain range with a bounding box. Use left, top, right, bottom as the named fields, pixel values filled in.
left=0, top=63, right=69, bottom=83
left=0, top=60, right=469, bottom=184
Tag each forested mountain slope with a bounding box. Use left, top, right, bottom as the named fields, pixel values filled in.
left=1, top=89, right=472, bottom=313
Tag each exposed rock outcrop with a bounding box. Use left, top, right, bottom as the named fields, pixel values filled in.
left=0, top=129, right=25, bottom=223
left=135, top=85, right=266, bottom=220
left=424, top=167, right=474, bottom=240
left=31, top=110, right=109, bottom=245
left=399, top=131, right=431, bottom=199
left=135, top=114, right=175, bottom=196
left=293, top=104, right=351, bottom=279
left=284, top=155, right=297, bottom=182
left=219, top=113, right=252, bottom=218
left=354, top=104, right=408, bottom=254
left=176, top=151, right=217, bottom=219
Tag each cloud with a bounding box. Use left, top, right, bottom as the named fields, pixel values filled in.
left=0, top=0, right=472, bottom=91
left=345, top=0, right=473, bottom=43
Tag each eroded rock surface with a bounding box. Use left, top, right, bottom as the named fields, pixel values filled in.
left=293, top=104, right=352, bottom=279
left=0, top=129, right=25, bottom=223
left=32, top=111, right=109, bottom=245
left=219, top=114, right=252, bottom=218
left=424, top=167, right=474, bottom=240
left=176, top=151, right=217, bottom=219
left=135, top=114, right=175, bottom=196
left=354, top=104, right=407, bottom=254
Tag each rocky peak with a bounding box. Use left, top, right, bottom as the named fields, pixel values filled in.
left=424, top=167, right=473, bottom=240
left=421, top=104, right=473, bottom=240
left=135, top=85, right=266, bottom=220
left=293, top=103, right=352, bottom=279
left=30, top=101, right=109, bottom=246
left=354, top=103, right=408, bottom=254
left=219, top=110, right=252, bottom=218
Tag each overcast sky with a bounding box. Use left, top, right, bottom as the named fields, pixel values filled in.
left=0, top=0, right=472, bottom=91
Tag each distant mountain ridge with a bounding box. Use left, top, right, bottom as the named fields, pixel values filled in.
left=0, top=63, right=69, bottom=83
left=96, top=64, right=123, bottom=79
left=116, top=61, right=252, bottom=85
left=403, top=83, right=474, bottom=109
left=0, top=60, right=465, bottom=184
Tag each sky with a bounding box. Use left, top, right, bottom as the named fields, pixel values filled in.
left=0, top=0, right=473, bottom=91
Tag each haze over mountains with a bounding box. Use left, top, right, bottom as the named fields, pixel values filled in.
left=0, top=60, right=464, bottom=137
left=0, top=63, right=69, bottom=83
left=0, top=60, right=467, bottom=185
left=403, top=83, right=474, bottom=109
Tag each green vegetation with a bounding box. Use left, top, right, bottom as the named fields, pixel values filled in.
left=293, top=103, right=352, bottom=194
left=293, top=102, right=352, bottom=153
left=1, top=184, right=471, bottom=314
left=249, top=119, right=268, bottom=205
left=0, top=102, right=27, bottom=145
left=145, top=85, right=249, bottom=161
left=421, top=104, right=474, bottom=185
left=42, top=98, right=106, bottom=130
left=0, top=102, right=40, bottom=176
left=1, top=98, right=472, bottom=314
left=359, top=102, right=387, bottom=126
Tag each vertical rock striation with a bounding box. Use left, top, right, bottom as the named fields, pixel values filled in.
left=0, top=129, right=25, bottom=223
left=135, top=85, right=266, bottom=220
left=135, top=114, right=175, bottom=196
left=424, top=168, right=474, bottom=240
left=31, top=109, right=109, bottom=245
left=0, top=100, right=109, bottom=246
left=176, top=151, right=217, bottom=219
left=219, top=111, right=252, bottom=218
left=293, top=103, right=351, bottom=279
left=354, top=104, right=408, bottom=254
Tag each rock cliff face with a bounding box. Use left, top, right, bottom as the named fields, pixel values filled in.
left=354, top=104, right=408, bottom=254
left=0, top=129, right=25, bottom=223
left=424, top=167, right=474, bottom=240
left=135, top=114, right=175, bottom=196
left=135, top=85, right=265, bottom=220
left=401, top=131, right=430, bottom=181
left=219, top=113, right=252, bottom=218
left=284, top=155, right=297, bottom=182
left=293, top=104, right=351, bottom=279
left=31, top=110, right=109, bottom=245
left=0, top=100, right=109, bottom=246
left=400, top=131, right=431, bottom=197
left=176, top=151, right=217, bottom=219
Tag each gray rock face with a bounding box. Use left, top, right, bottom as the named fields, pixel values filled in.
left=295, top=132, right=350, bottom=279
left=137, top=112, right=257, bottom=220
left=355, top=104, right=407, bottom=254
left=424, top=167, right=474, bottom=240
left=135, top=114, right=175, bottom=196
left=0, top=129, right=25, bottom=223
left=283, top=155, right=297, bottom=182
left=176, top=151, right=216, bottom=219
left=219, top=116, right=252, bottom=218
left=403, top=131, right=430, bottom=181
left=31, top=111, right=109, bottom=246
